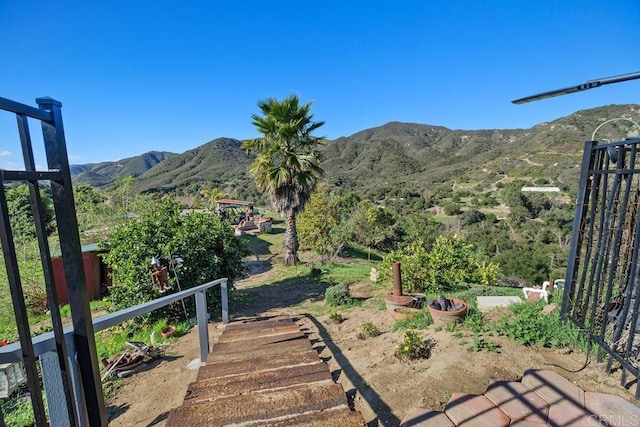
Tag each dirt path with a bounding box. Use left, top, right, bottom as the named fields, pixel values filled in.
left=107, top=256, right=639, bottom=426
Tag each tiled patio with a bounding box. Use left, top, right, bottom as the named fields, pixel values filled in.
left=401, top=369, right=640, bottom=426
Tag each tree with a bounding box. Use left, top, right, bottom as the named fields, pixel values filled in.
left=201, top=187, right=226, bottom=210
left=347, top=199, right=399, bottom=254
left=101, top=198, right=248, bottom=317
left=243, top=95, right=326, bottom=266
left=5, top=184, right=55, bottom=241
left=378, top=234, right=486, bottom=293
left=297, top=188, right=345, bottom=261
left=74, top=183, right=109, bottom=236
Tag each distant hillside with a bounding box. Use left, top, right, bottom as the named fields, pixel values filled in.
left=322, top=104, right=640, bottom=200
left=70, top=104, right=640, bottom=204
left=134, top=138, right=261, bottom=200
left=71, top=151, right=176, bottom=188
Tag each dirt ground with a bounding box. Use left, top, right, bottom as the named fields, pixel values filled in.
left=107, top=255, right=640, bottom=427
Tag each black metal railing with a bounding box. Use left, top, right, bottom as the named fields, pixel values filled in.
left=0, top=278, right=228, bottom=426
left=0, top=96, right=104, bottom=425
left=563, top=137, right=640, bottom=398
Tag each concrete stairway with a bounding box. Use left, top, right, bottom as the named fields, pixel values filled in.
left=401, top=369, right=640, bottom=426
left=166, top=315, right=366, bottom=426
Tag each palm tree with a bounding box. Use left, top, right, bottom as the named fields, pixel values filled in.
left=243, top=95, right=326, bottom=266
left=201, top=187, right=225, bottom=210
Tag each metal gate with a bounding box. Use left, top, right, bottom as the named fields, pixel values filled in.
left=0, top=97, right=106, bottom=425
left=563, top=136, right=640, bottom=398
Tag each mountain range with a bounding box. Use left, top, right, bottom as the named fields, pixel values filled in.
left=70, top=104, right=640, bottom=204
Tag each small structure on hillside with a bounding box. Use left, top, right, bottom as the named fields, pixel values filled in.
left=216, top=199, right=254, bottom=224
left=51, top=242, right=111, bottom=305
left=215, top=198, right=272, bottom=235
left=521, top=186, right=561, bottom=192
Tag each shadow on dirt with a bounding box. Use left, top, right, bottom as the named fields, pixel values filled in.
left=233, top=273, right=331, bottom=317
left=343, top=246, right=383, bottom=262
left=106, top=404, right=130, bottom=423
left=145, top=411, right=168, bottom=426
left=105, top=355, right=183, bottom=423
left=304, top=314, right=400, bottom=427
left=241, top=234, right=273, bottom=258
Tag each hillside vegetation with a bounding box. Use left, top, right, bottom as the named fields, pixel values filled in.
left=72, top=104, right=640, bottom=206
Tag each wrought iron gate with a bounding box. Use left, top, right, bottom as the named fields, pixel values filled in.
left=0, top=97, right=106, bottom=425
left=563, top=136, right=640, bottom=398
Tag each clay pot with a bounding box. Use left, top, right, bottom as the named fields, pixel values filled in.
left=385, top=293, right=414, bottom=313
left=392, top=307, right=423, bottom=320
left=161, top=325, right=176, bottom=339
left=427, top=298, right=467, bottom=325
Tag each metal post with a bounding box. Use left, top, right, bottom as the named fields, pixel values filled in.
left=17, top=112, right=77, bottom=425
left=195, top=291, right=209, bottom=363
left=0, top=179, right=47, bottom=426
left=221, top=279, right=229, bottom=324
left=562, top=141, right=596, bottom=320
left=41, top=352, right=72, bottom=427
left=37, top=97, right=107, bottom=425
left=392, top=262, right=402, bottom=296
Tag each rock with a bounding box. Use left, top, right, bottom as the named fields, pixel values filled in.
left=450, top=302, right=464, bottom=311
left=541, top=303, right=558, bottom=315
left=437, top=296, right=448, bottom=310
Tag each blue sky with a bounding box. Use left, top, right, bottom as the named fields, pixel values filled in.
left=1, top=1, right=639, bottom=167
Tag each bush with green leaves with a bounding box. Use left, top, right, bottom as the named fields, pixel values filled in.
left=101, top=198, right=248, bottom=319
left=324, top=283, right=353, bottom=307
left=392, top=310, right=433, bottom=331
left=490, top=302, right=586, bottom=348
left=378, top=234, right=488, bottom=293
left=5, top=184, right=55, bottom=241
left=357, top=321, right=381, bottom=339
left=395, top=329, right=430, bottom=360
left=327, top=310, right=343, bottom=323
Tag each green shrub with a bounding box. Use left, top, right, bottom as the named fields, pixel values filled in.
left=357, top=321, right=381, bottom=339
left=395, top=329, right=430, bottom=360
left=392, top=310, right=433, bottom=331
left=1, top=393, right=36, bottom=427
left=324, top=283, right=353, bottom=307
left=490, top=302, right=585, bottom=348
left=467, top=334, right=500, bottom=353
left=102, top=198, right=248, bottom=320
left=378, top=235, right=485, bottom=293
left=462, top=306, right=486, bottom=333
left=328, top=310, right=343, bottom=323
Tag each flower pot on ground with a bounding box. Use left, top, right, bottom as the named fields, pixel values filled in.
left=427, top=297, right=467, bottom=325
left=385, top=293, right=414, bottom=312
left=392, top=307, right=423, bottom=320
left=161, top=325, right=176, bottom=339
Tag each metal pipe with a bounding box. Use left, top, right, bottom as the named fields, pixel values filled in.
left=392, top=262, right=402, bottom=296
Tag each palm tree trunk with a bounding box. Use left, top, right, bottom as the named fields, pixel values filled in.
left=283, top=213, right=299, bottom=266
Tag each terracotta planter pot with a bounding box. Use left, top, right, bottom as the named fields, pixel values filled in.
left=391, top=307, right=423, bottom=320
left=161, top=325, right=176, bottom=339
left=385, top=293, right=414, bottom=312
left=427, top=298, right=467, bottom=325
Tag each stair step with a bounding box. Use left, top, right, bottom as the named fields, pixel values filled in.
left=522, top=369, right=584, bottom=406
left=207, top=336, right=313, bottom=362
left=484, top=380, right=548, bottom=424
left=217, top=324, right=303, bottom=342
left=184, top=362, right=332, bottom=403
left=223, top=316, right=294, bottom=332
left=212, top=330, right=305, bottom=352
left=445, top=393, right=510, bottom=427
left=238, top=406, right=367, bottom=426
left=197, top=349, right=321, bottom=380
left=166, top=383, right=349, bottom=426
